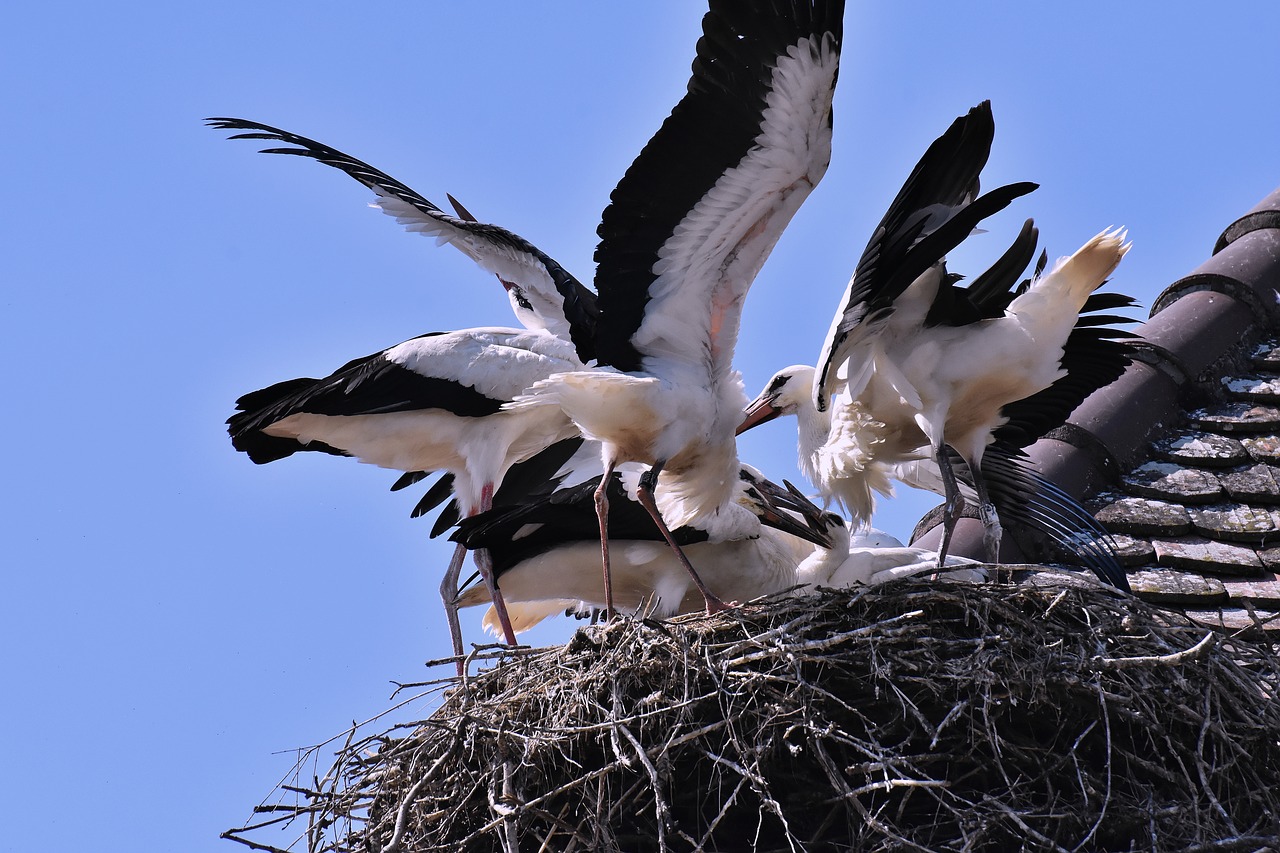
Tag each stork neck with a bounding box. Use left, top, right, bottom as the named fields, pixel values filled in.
left=795, top=398, right=832, bottom=482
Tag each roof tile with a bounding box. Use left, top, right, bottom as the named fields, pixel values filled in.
left=1095, top=495, right=1192, bottom=537
left=1240, top=434, right=1280, bottom=464
left=1252, top=341, right=1280, bottom=371
left=1190, top=401, right=1280, bottom=434
left=1107, top=533, right=1157, bottom=566
left=1150, top=536, right=1267, bottom=576
left=1221, top=574, right=1280, bottom=607
left=1120, top=461, right=1222, bottom=503
left=1160, top=432, right=1250, bottom=467
left=1218, top=463, right=1280, bottom=503
left=1222, top=374, right=1280, bottom=402
left=1127, top=569, right=1228, bottom=606
left=1187, top=503, right=1280, bottom=545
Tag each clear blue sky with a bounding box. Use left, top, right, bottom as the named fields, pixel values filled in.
left=4, top=3, right=1280, bottom=850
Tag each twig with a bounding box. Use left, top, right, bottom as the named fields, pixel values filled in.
left=1093, top=633, right=1216, bottom=670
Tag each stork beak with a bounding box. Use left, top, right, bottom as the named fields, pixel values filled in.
left=737, top=394, right=782, bottom=436
left=755, top=501, right=834, bottom=549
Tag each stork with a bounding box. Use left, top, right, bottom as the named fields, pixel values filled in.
left=453, top=475, right=982, bottom=635
left=226, top=327, right=584, bottom=666
left=509, top=0, right=845, bottom=617
left=739, top=101, right=1134, bottom=587
left=451, top=462, right=838, bottom=625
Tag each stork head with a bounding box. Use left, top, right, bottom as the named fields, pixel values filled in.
left=737, top=365, right=816, bottom=435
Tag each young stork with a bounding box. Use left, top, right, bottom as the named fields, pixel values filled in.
left=451, top=462, right=838, bottom=625
left=509, top=0, right=845, bottom=617
left=452, top=475, right=982, bottom=635
left=739, top=102, right=1134, bottom=586
left=226, top=327, right=584, bottom=664
left=206, top=118, right=598, bottom=360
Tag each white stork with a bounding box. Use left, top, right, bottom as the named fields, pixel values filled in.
left=226, top=327, right=584, bottom=663
left=738, top=102, right=1134, bottom=588
left=509, top=0, right=845, bottom=617
left=451, top=460, right=839, bottom=626
left=453, top=480, right=982, bottom=636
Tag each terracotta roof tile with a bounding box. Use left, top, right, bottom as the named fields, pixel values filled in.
left=1221, top=574, right=1280, bottom=608
left=1150, top=537, right=1266, bottom=575
left=1218, top=464, right=1280, bottom=504
left=1159, top=432, right=1249, bottom=467
left=1120, top=461, right=1222, bottom=503
left=1240, top=434, right=1280, bottom=464
left=1107, top=533, right=1156, bottom=566
left=1095, top=494, right=1192, bottom=537
left=1186, top=503, right=1280, bottom=545
left=1127, top=569, right=1228, bottom=606
left=1190, top=401, right=1280, bottom=434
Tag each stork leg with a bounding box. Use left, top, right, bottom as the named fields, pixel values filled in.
left=594, top=462, right=617, bottom=620
left=439, top=542, right=468, bottom=677
left=970, top=461, right=1003, bottom=564
left=934, top=444, right=967, bottom=568
left=472, top=483, right=519, bottom=647
left=635, top=464, right=731, bottom=614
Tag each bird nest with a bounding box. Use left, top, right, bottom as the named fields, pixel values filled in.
left=225, top=577, right=1280, bottom=852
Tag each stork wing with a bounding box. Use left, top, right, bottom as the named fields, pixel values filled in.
left=814, top=102, right=1037, bottom=407
left=592, top=0, right=844, bottom=375
left=206, top=117, right=599, bottom=360
left=227, top=328, right=579, bottom=464
left=993, top=291, right=1140, bottom=447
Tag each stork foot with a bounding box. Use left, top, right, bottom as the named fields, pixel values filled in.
left=702, top=594, right=735, bottom=615
left=978, top=500, right=1003, bottom=564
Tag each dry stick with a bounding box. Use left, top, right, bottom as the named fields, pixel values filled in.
left=499, top=760, right=521, bottom=853
left=1093, top=632, right=1216, bottom=670
left=723, top=610, right=925, bottom=667
left=616, top=722, right=671, bottom=852
left=380, top=740, right=458, bottom=853
left=218, top=832, right=294, bottom=853
left=808, top=734, right=933, bottom=853
left=692, top=775, right=749, bottom=851
left=1072, top=680, right=1114, bottom=853
left=980, top=796, right=1073, bottom=853
left=1195, top=680, right=1240, bottom=837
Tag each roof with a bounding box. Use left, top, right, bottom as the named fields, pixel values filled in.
left=913, top=185, right=1280, bottom=631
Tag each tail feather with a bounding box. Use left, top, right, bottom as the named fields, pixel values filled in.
left=1013, top=227, right=1130, bottom=325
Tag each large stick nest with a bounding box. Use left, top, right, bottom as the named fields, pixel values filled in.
left=227, top=578, right=1280, bottom=852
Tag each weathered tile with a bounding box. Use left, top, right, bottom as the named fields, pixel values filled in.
left=1190, top=402, right=1280, bottom=434
left=1251, top=339, right=1280, bottom=371
left=1107, top=533, right=1156, bottom=567
left=1151, top=537, right=1266, bottom=576
left=1241, top=435, right=1280, bottom=464
left=1183, top=608, right=1280, bottom=632
left=1160, top=432, right=1250, bottom=467
left=1128, top=569, right=1228, bottom=605
left=1120, top=461, right=1222, bottom=503
left=1219, top=464, right=1280, bottom=504
left=1258, top=547, right=1280, bottom=570
left=1007, top=567, right=1103, bottom=591
left=1188, top=504, right=1280, bottom=545
left=1222, top=374, right=1280, bottom=403
left=1222, top=574, right=1280, bottom=607
left=1095, top=496, right=1191, bottom=537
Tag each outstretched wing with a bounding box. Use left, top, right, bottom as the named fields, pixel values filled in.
left=814, top=102, right=1037, bottom=408
left=592, top=0, right=844, bottom=377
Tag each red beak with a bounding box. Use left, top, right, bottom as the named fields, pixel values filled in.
left=737, top=394, right=782, bottom=436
